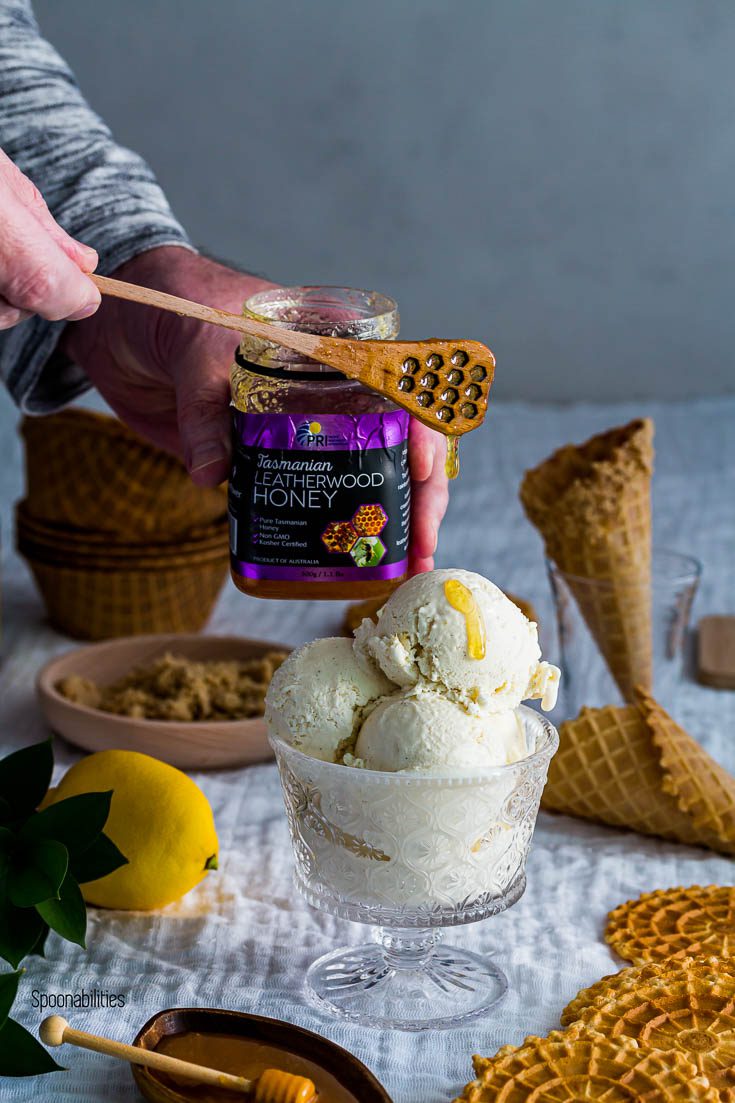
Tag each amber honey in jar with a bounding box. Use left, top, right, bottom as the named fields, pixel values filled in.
left=228, top=287, right=409, bottom=600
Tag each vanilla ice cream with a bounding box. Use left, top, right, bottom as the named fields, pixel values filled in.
left=267, top=569, right=560, bottom=915
left=266, top=568, right=559, bottom=773
left=264, top=637, right=392, bottom=762
left=352, top=688, right=526, bottom=773
left=353, top=568, right=559, bottom=714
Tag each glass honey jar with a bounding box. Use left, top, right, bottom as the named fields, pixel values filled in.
left=229, top=287, right=409, bottom=600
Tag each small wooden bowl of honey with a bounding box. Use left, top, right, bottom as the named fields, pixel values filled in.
left=131, top=1008, right=393, bottom=1103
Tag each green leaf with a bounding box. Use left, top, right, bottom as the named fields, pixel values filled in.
left=21, top=791, right=113, bottom=856
left=0, top=970, right=21, bottom=1029
left=0, top=898, right=45, bottom=968
left=0, top=825, right=13, bottom=880
left=70, top=831, right=127, bottom=884
left=8, top=839, right=68, bottom=908
left=0, top=1017, right=64, bottom=1076
left=36, top=871, right=86, bottom=948
left=0, top=741, right=53, bottom=824
left=29, top=922, right=50, bottom=959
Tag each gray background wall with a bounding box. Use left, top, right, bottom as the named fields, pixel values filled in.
left=33, top=0, right=735, bottom=401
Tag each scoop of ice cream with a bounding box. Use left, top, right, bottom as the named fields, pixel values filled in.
left=353, top=568, right=559, bottom=712
left=352, top=687, right=526, bottom=773
left=265, top=637, right=392, bottom=762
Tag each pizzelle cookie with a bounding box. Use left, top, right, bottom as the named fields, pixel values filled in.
left=561, top=956, right=735, bottom=1027
left=606, top=886, right=735, bottom=965
left=455, top=1028, right=719, bottom=1103
left=576, top=974, right=735, bottom=1100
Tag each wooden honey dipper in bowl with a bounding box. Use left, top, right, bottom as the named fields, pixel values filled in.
left=40, top=1016, right=317, bottom=1102
left=90, top=273, right=495, bottom=479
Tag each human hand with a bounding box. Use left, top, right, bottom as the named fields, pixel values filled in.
left=0, top=148, right=100, bottom=330
left=60, top=246, right=449, bottom=571
left=407, top=421, right=449, bottom=574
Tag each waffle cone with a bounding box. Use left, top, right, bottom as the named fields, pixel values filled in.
left=605, top=886, right=735, bottom=965
left=21, top=409, right=226, bottom=536
left=636, top=688, right=735, bottom=851
left=22, top=553, right=228, bottom=639
left=455, top=1029, right=719, bottom=1103
left=520, top=418, right=654, bottom=701
left=541, top=696, right=735, bottom=855
left=17, top=533, right=228, bottom=573
left=16, top=502, right=228, bottom=567
left=562, top=956, right=735, bottom=1027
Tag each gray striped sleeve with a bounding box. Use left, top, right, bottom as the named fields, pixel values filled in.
left=0, top=0, right=194, bottom=413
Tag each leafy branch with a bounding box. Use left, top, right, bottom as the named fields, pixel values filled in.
left=0, top=740, right=127, bottom=1077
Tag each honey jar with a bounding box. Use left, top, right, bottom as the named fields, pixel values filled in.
left=228, top=287, right=409, bottom=600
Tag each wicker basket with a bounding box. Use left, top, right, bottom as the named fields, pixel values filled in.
left=21, top=409, right=227, bottom=536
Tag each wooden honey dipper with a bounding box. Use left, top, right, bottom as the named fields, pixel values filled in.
left=89, top=274, right=494, bottom=471
left=39, top=1016, right=317, bottom=1103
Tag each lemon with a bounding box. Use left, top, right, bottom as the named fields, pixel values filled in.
left=48, top=749, right=218, bottom=910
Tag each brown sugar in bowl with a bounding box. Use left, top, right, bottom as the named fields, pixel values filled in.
left=37, top=635, right=291, bottom=769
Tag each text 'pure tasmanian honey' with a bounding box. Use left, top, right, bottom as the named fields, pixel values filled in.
left=444, top=579, right=486, bottom=660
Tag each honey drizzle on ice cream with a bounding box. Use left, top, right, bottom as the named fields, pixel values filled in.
left=444, top=579, right=486, bottom=660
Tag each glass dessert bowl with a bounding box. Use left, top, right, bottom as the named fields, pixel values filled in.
left=270, top=705, right=558, bottom=1031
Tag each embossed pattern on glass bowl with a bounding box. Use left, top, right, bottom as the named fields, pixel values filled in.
left=269, top=706, right=558, bottom=1029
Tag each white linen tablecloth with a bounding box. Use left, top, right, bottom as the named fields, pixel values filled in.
left=1, top=394, right=733, bottom=1103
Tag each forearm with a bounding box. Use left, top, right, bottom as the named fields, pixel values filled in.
left=0, top=0, right=192, bottom=412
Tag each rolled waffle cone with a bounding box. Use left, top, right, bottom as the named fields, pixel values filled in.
left=606, top=886, right=735, bottom=965
left=577, top=974, right=735, bottom=1099
left=520, top=418, right=654, bottom=701
left=637, top=688, right=735, bottom=848
left=22, top=553, right=228, bottom=640
left=541, top=694, right=735, bottom=855
left=455, top=1028, right=719, bottom=1103
left=562, top=956, right=735, bottom=1027
left=21, top=409, right=226, bottom=536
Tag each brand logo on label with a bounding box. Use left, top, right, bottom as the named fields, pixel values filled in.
left=295, top=420, right=348, bottom=447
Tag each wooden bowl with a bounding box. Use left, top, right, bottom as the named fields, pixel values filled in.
left=36, top=635, right=290, bottom=769
left=131, top=1007, right=393, bottom=1103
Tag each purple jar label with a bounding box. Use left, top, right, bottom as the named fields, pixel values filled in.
left=229, top=411, right=410, bottom=582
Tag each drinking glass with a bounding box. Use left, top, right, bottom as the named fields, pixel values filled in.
left=546, top=548, right=701, bottom=720
left=270, top=707, right=558, bottom=1030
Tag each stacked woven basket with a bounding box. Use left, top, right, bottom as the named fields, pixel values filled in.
left=16, top=409, right=229, bottom=639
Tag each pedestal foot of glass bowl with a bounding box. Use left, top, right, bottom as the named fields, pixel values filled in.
left=304, top=927, right=508, bottom=1030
